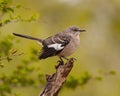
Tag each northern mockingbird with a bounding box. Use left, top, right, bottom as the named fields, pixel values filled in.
left=13, top=26, right=85, bottom=61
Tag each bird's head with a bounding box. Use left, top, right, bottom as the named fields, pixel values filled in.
left=65, top=26, right=86, bottom=36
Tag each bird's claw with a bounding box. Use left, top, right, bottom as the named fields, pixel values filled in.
left=55, top=60, right=64, bottom=69
left=57, top=60, right=64, bottom=65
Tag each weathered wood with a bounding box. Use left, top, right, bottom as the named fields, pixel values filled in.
left=39, top=58, right=74, bottom=96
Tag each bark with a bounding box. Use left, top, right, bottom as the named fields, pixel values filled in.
left=39, top=58, right=75, bottom=96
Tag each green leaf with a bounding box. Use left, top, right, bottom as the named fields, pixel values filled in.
left=65, top=76, right=79, bottom=89
left=16, top=4, right=22, bottom=8
left=6, top=7, right=14, bottom=13
left=79, top=72, right=91, bottom=85
left=0, top=62, right=4, bottom=68
left=4, top=19, right=10, bottom=24
left=2, top=7, right=14, bottom=13
left=0, top=23, right=3, bottom=27
left=109, top=70, right=116, bottom=75
left=7, top=56, right=12, bottom=62
left=95, top=77, right=103, bottom=81
left=9, top=49, right=18, bottom=55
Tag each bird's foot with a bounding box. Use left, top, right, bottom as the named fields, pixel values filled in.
left=55, top=60, right=64, bottom=69
left=55, top=57, right=64, bottom=69
left=57, top=60, right=64, bottom=65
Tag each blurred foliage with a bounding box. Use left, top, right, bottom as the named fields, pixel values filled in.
left=0, top=1, right=42, bottom=95
left=0, top=62, right=45, bottom=96
left=0, top=35, right=13, bottom=56
left=79, top=71, right=91, bottom=86
left=0, top=35, right=24, bottom=67
left=0, top=0, right=120, bottom=96
left=0, top=0, right=40, bottom=27
left=65, top=72, right=91, bottom=89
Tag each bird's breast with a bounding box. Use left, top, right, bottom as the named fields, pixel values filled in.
left=58, top=35, right=80, bottom=57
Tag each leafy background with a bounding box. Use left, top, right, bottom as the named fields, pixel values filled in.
left=0, top=0, right=120, bottom=96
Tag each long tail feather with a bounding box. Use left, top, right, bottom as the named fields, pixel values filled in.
left=13, top=33, right=43, bottom=43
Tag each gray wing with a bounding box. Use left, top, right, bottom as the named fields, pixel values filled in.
left=39, top=32, right=71, bottom=59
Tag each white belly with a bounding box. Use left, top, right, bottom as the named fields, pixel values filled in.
left=58, top=35, right=80, bottom=57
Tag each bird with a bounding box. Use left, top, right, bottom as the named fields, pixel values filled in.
left=13, top=26, right=86, bottom=61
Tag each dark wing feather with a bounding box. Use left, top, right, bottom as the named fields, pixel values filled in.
left=39, top=32, right=71, bottom=59
left=39, top=46, right=61, bottom=59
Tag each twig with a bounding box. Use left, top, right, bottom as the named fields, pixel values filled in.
left=0, top=53, right=24, bottom=61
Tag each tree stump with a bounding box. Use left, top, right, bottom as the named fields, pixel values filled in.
left=39, top=58, right=75, bottom=96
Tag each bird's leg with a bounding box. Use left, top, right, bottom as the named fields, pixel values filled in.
left=59, top=57, right=64, bottom=64
left=61, top=56, right=77, bottom=61
left=57, top=56, right=64, bottom=64
left=61, top=56, right=69, bottom=60
left=56, top=57, right=64, bottom=69
left=57, top=56, right=71, bottom=66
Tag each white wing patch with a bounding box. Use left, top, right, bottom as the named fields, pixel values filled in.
left=48, top=43, right=64, bottom=51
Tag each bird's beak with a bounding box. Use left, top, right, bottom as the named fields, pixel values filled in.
left=78, top=30, right=86, bottom=32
